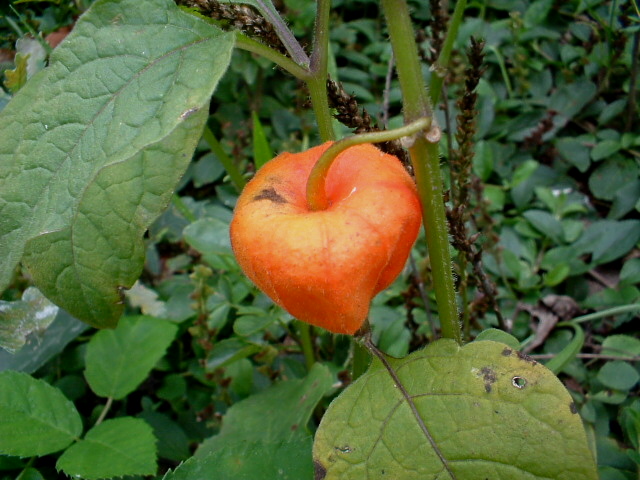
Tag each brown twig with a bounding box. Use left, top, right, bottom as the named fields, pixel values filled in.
left=175, top=0, right=287, bottom=54
left=325, top=78, right=408, bottom=164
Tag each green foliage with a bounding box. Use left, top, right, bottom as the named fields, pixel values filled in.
left=84, top=316, right=177, bottom=399
left=170, top=363, right=334, bottom=478
left=0, top=0, right=638, bottom=478
left=56, top=417, right=157, bottom=479
left=0, top=0, right=235, bottom=328
left=0, top=371, right=82, bottom=457
left=314, top=339, right=597, bottom=479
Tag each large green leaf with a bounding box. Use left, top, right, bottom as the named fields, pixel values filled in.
left=164, top=439, right=313, bottom=480
left=185, top=363, right=334, bottom=479
left=84, top=316, right=177, bottom=399
left=198, top=363, right=334, bottom=454
left=314, top=339, right=598, bottom=480
left=0, top=0, right=235, bottom=328
left=56, top=417, right=156, bottom=479
left=0, top=371, right=82, bottom=457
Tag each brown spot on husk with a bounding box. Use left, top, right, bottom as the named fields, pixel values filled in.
left=253, top=187, right=287, bottom=204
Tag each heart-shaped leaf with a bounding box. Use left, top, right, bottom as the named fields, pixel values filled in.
left=0, top=0, right=235, bottom=328
left=314, top=339, right=598, bottom=479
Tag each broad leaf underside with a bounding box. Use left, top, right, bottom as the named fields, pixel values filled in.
left=313, top=339, right=598, bottom=480
left=0, top=0, right=234, bottom=328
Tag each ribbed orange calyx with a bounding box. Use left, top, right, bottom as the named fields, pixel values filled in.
left=229, top=142, right=422, bottom=335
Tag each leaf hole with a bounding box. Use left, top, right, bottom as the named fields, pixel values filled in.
left=512, top=376, right=527, bottom=389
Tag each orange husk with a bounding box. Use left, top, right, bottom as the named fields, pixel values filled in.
left=230, top=142, right=422, bottom=335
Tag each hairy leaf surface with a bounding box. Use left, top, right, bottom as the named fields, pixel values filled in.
left=0, top=0, right=234, bottom=327
left=314, top=339, right=598, bottom=480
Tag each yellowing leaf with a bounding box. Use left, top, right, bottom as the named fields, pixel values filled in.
left=3, top=53, right=29, bottom=93
left=314, top=339, right=598, bottom=480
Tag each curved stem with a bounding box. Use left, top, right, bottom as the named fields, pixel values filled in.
left=306, top=117, right=431, bottom=211
left=95, top=397, right=113, bottom=426
left=235, top=33, right=310, bottom=81
left=381, top=0, right=461, bottom=344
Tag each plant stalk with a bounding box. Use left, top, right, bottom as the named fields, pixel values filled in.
left=381, top=0, right=461, bottom=344
left=235, top=33, right=310, bottom=81
left=306, top=117, right=431, bottom=210
left=95, top=397, right=113, bottom=426
left=429, top=0, right=468, bottom=106
left=202, top=126, right=246, bottom=192
left=307, top=0, right=335, bottom=142
left=298, top=322, right=316, bottom=370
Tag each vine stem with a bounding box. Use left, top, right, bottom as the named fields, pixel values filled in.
left=298, top=322, right=316, bottom=371
left=305, top=117, right=431, bottom=210
left=95, top=397, right=113, bottom=426
left=381, top=0, right=461, bottom=344
left=235, top=33, right=310, bottom=81
left=201, top=126, right=246, bottom=192
left=429, top=0, right=468, bottom=106
left=307, top=0, right=335, bottom=142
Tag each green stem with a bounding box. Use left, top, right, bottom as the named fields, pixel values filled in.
left=307, top=71, right=335, bottom=143
left=171, top=194, right=197, bottom=223
left=352, top=340, right=371, bottom=381
left=307, top=0, right=335, bottom=142
left=411, top=140, right=461, bottom=343
left=429, top=0, right=468, bottom=106
left=16, top=458, right=36, bottom=480
left=571, top=304, right=640, bottom=324
left=488, top=45, right=514, bottom=99
left=235, top=33, right=310, bottom=81
left=380, top=2, right=431, bottom=121
left=306, top=117, right=431, bottom=210
left=202, top=126, right=246, bottom=192
left=95, top=397, right=113, bottom=426
left=298, top=322, right=316, bottom=370
left=381, top=0, right=461, bottom=344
